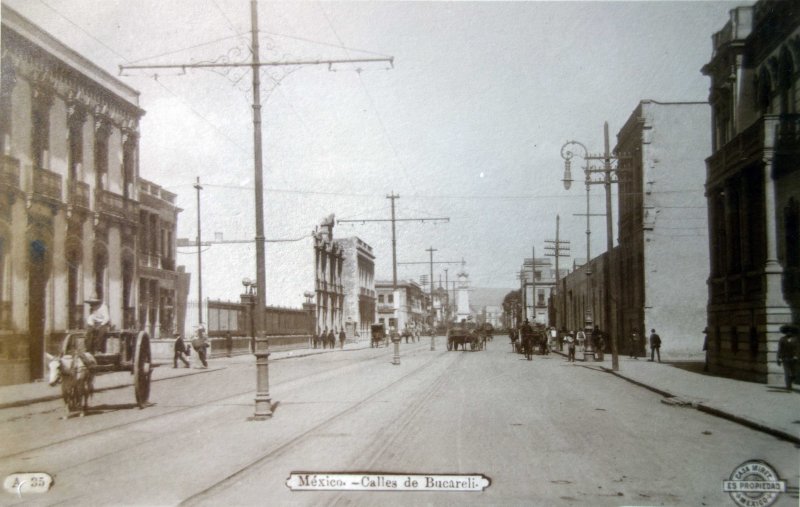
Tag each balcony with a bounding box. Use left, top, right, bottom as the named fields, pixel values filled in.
left=359, top=287, right=376, bottom=299
left=33, top=166, right=62, bottom=201
left=161, top=257, right=175, bottom=271
left=68, top=179, right=90, bottom=210
left=1, top=156, right=20, bottom=189
left=708, top=114, right=800, bottom=183
left=96, top=189, right=138, bottom=222
left=377, top=303, right=395, bottom=314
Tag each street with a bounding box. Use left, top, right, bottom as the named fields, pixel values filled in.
left=0, top=340, right=796, bottom=506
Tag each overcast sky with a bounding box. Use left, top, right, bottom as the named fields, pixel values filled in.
left=5, top=0, right=741, bottom=306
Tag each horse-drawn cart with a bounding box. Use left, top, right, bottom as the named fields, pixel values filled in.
left=48, top=329, right=153, bottom=415
left=370, top=324, right=387, bottom=348
left=447, top=324, right=484, bottom=351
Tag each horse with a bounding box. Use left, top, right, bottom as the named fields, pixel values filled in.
left=47, top=353, right=95, bottom=418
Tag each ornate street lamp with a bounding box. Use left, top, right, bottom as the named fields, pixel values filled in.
left=558, top=122, right=625, bottom=370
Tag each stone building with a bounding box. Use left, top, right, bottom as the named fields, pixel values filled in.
left=0, top=6, right=182, bottom=384
left=334, top=236, right=375, bottom=340
left=312, top=214, right=344, bottom=337
left=375, top=279, right=428, bottom=331
left=702, top=0, right=799, bottom=383
left=614, top=100, right=711, bottom=356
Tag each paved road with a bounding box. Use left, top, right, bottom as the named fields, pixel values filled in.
left=0, top=339, right=796, bottom=506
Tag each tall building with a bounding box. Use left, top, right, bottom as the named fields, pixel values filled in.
left=702, top=0, right=799, bottom=383
left=614, top=100, right=711, bottom=356
left=335, top=236, right=375, bottom=340
left=312, top=215, right=344, bottom=336
left=0, top=6, right=182, bottom=385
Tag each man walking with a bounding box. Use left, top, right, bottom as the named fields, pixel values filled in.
left=565, top=331, right=576, bottom=362
left=339, top=328, right=346, bottom=349
left=777, top=324, right=799, bottom=391
left=649, top=328, right=661, bottom=362
left=173, top=333, right=189, bottom=368
left=192, top=325, right=209, bottom=368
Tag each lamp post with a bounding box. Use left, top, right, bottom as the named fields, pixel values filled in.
left=559, top=122, right=624, bottom=370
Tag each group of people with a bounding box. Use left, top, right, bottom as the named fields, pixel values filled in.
left=558, top=326, right=606, bottom=362
left=312, top=328, right=347, bottom=349
left=173, top=325, right=209, bottom=369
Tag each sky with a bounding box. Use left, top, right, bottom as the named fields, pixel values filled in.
left=4, top=0, right=742, bottom=307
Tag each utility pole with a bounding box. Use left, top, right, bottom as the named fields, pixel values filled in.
left=339, top=192, right=449, bottom=291
left=120, top=0, right=394, bottom=420
left=398, top=250, right=460, bottom=327
left=545, top=215, right=571, bottom=327
left=194, top=177, right=203, bottom=327
left=531, top=245, right=536, bottom=323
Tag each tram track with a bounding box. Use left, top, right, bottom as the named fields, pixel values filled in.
left=180, top=347, right=456, bottom=506
left=0, top=343, right=433, bottom=462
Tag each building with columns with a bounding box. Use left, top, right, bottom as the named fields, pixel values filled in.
left=0, top=5, right=183, bottom=385
left=702, top=0, right=799, bottom=383
left=312, top=215, right=344, bottom=337
left=334, top=236, right=376, bottom=340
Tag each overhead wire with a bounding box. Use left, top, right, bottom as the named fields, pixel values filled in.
left=37, top=0, right=250, bottom=154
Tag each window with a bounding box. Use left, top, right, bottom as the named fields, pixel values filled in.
left=785, top=198, right=799, bottom=269
left=0, top=57, right=14, bottom=156
left=387, top=294, right=394, bottom=304
left=535, top=270, right=542, bottom=281
left=31, top=91, right=51, bottom=169
left=94, top=123, right=110, bottom=190
left=378, top=294, right=384, bottom=303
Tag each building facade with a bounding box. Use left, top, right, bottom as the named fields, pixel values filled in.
left=312, top=215, right=344, bottom=337
left=335, top=236, right=376, bottom=340
left=375, top=279, right=429, bottom=331
left=702, top=0, right=799, bottom=383
left=614, top=100, right=711, bottom=356
left=520, top=257, right=558, bottom=326
left=0, top=6, right=182, bottom=385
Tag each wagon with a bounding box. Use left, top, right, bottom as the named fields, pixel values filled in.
left=57, top=329, right=152, bottom=408
left=447, top=325, right=483, bottom=351
left=370, top=324, right=387, bottom=348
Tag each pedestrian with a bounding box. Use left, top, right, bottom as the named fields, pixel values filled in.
left=777, top=324, right=799, bottom=391
left=576, top=328, right=586, bottom=353
left=702, top=327, right=709, bottom=372
left=191, top=325, right=209, bottom=368
left=630, top=328, right=641, bottom=359
left=339, top=327, right=346, bottom=349
left=648, top=328, right=661, bottom=362
left=322, top=327, right=329, bottom=349
left=594, top=327, right=605, bottom=362
left=565, top=331, right=576, bottom=362
left=173, top=333, right=190, bottom=368
left=328, top=328, right=336, bottom=349
left=225, top=331, right=233, bottom=358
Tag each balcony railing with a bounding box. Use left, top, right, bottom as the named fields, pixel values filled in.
left=377, top=303, right=395, bottom=313
left=96, top=189, right=138, bottom=220
left=708, top=114, right=800, bottom=180
left=68, top=179, right=90, bottom=209
left=359, top=287, right=376, bottom=298
left=1, top=156, right=20, bottom=189
left=34, top=167, right=62, bottom=201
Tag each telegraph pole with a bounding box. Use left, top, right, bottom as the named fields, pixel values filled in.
left=545, top=214, right=571, bottom=327
left=339, top=192, right=449, bottom=290
left=120, top=0, right=394, bottom=420
left=194, top=177, right=203, bottom=327
left=398, top=249, right=460, bottom=327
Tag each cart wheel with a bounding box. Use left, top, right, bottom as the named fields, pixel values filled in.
left=133, top=331, right=152, bottom=408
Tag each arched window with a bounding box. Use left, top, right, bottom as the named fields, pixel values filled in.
left=757, top=67, right=772, bottom=114
left=778, top=48, right=796, bottom=114
left=785, top=197, right=799, bottom=269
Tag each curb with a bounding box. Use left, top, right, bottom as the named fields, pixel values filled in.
left=0, top=343, right=374, bottom=410
left=599, top=366, right=800, bottom=445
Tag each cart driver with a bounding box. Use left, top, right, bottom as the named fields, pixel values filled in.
left=85, top=295, right=110, bottom=355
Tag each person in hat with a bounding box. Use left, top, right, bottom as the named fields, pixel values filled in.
left=191, top=325, right=209, bottom=368
left=173, top=333, right=190, bottom=368
left=777, top=324, right=799, bottom=391
left=85, top=295, right=110, bottom=354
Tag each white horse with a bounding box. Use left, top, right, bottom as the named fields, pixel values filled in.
left=47, top=352, right=95, bottom=418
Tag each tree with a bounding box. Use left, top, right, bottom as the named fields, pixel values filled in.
left=502, top=290, right=522, bottom=329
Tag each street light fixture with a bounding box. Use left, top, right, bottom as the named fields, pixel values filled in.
left=559, top=122, right=624, bottom=371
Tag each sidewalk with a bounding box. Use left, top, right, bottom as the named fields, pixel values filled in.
left=0, top=341, right=372, bottom=410
left=553, top=348, right=800, bottom=444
